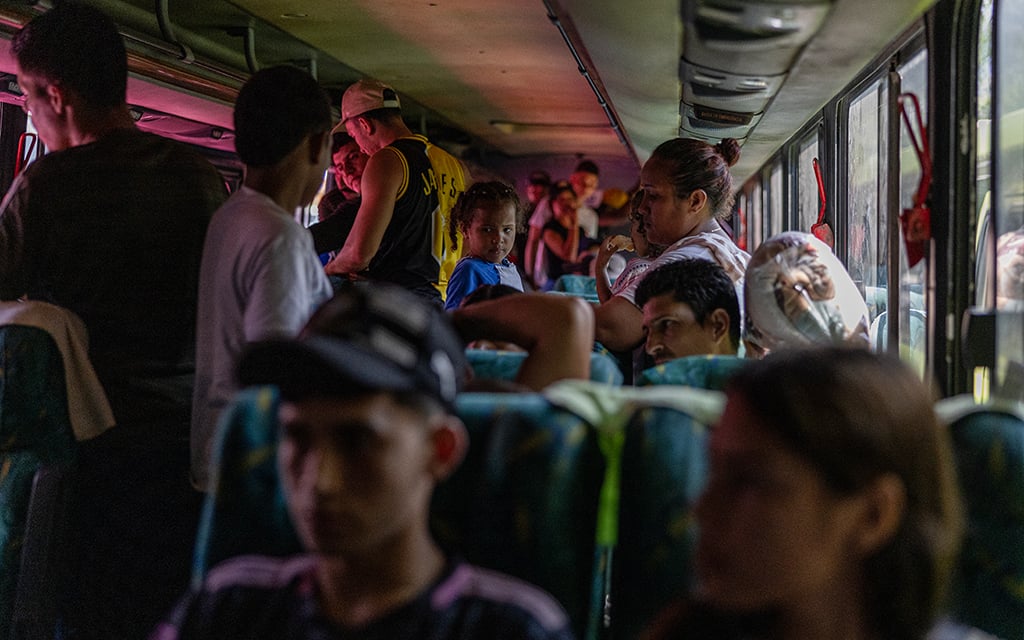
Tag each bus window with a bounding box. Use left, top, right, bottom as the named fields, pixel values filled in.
left=19, top=115, right=44, bottom=171
left=972, top=0, right=994, bottom=398
left=846, top=77, right=887, bottom=324
left=770, top=160, right=784, bottom=236
left=897, top=48, right=929, bottom=376
left=735, top=191, right=749, bottom=252
left=993, top=0, right=1024, bottom=395
left=750, top=180, right=764, bottom=251
left=797, top=131, right=820, bottom=233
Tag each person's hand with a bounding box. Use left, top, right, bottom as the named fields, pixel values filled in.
left=595, top=234, right=633, bottom=269
left=324, top=256, right=363, bottom=279
left=323, top=256, right=347, bottom=276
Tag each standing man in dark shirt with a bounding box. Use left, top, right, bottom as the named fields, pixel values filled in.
left=0, top=3, right=227, bottom=638
left=325, top=79, right=467, bottom=304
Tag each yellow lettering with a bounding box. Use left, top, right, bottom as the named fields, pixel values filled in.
left=423, top=168, right=437, bottom=196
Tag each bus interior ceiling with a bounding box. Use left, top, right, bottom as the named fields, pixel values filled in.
left=0, top=0, right=935, bottom=190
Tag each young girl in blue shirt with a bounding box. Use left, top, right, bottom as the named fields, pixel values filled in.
left=444, top=182, right=524, bottom=310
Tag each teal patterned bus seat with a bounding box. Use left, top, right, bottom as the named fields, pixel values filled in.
left=466, top=348, right=624, bottom=386
left=613, top=403, right=711, bottom=639
left=433, top=392, right=603, bottom=638
left=635, top=355, right=750, bottom=390
left=193, top=386, right=604, bottom=639
left=191, top=385, right=301, bottom=586
left=542, top=381, right=724, bottom=640
left=0, top=325, right=78, bottom=640
left=939, top=398, right=1024, bottom=640
left=193, top=382, right=721, bottom=640
left=552, top=275, right=599, bottom=302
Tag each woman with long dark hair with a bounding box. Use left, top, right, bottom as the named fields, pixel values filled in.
left=646, top=347, right=964, bottom=640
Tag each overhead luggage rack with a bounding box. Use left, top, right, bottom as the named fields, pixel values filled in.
left=683, top=0, right=832, bottom=75
left=679, top=0, right=832, bottom=142
left=679, top=102, right=763, bottom=141
left=680, top=60, right=785, bottom=115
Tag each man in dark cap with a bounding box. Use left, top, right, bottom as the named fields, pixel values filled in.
left=513, top=169, right=552, bottom=281
left=569, top=160, right=602, bottom=210
left=156, top=284, right=575, bottom=639
left=526, top=169, right=552, bottom=216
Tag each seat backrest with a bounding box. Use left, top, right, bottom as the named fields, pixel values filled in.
left=192, top=387, right=605, bottom=640
left=870, top=308, right=927, bottom=353
left=433, top=392, right=604, bottom=638
left=612, top=403, right=711, bottom=639
left=944, top=404, right=1024, bottom=640
left=191, top=386, right=301, bottom=587
left=635, top=355, right=750, bottom=390
left=539, top=381, right=723, bottom=640
left=465, top=348, right=624, bottom=386
left=552, top=275, right=599, bottom=302
left=0, top=325, right=78, bottom=640
left=193, top=383, right=719, bottom=640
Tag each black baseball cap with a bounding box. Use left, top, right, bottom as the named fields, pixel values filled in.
left=528, top=170, right=551, bottom=186
left=238, top=284, right=467, bottom=410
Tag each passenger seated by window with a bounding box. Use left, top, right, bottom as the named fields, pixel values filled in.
left=444, top=182, right=525, bottom=311
left=451, top=288, right=594, bottom=391
left=192, top=66, right=334, bottom=492
left=319, top=132, right=365, bottom=218
left=995, top=226, right=1024, bottom=310
left=743, top=231, right=869, bottom=357
left=539, top=181, right=600, bottom=291
left=593, top=189, right=667, bottom=304
left=643, top=347, right=964, bottom=640
left=634, top=258, right=740, bottom=365
left=155, top=285, right=575, bottom=640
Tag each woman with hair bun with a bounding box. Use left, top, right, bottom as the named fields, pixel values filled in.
left=594, top=137, right=750, bottom=352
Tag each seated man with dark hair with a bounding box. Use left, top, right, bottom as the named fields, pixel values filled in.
left=157, top=284, right=574, bottom=640
left=634, top=257, right=740, bottom=364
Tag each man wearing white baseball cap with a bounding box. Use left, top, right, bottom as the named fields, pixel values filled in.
left=325, top=79, right=467, bottom=305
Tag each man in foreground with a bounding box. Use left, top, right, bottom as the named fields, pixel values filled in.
left=156, top=285, right=574, bottom=639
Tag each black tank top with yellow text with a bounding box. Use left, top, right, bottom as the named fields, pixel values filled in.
left=366, top=135, right=442, bottom=297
